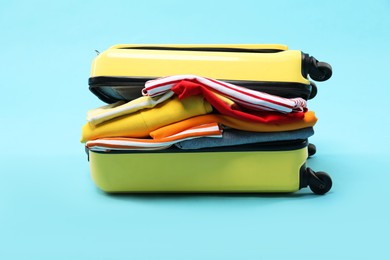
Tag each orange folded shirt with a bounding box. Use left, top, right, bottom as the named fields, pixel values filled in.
left=150, top=111, right=317, bottom=140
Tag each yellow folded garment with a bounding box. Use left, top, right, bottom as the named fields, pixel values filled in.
left=87, top=91, right=175, bottom=126
left=81, top=95, right=212, bottom=142
left=150, top=111, right=318, bottom=140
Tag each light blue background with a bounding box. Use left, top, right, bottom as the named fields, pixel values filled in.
left=1, top=0, right=389, bottom=259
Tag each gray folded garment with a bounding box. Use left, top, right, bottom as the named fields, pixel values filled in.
left=175, top=127, right=314, bottom=150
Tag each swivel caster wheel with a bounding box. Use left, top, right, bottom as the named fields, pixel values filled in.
left=307, top=168, right=332, bottom=195
left=308, top=143, right=317, bottom=157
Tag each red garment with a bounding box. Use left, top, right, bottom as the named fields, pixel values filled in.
left=171, top=80, right=304, bottom=124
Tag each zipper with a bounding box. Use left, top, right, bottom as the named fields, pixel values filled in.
left=118, top=46, right=284, bottom=53
left=89, top=140, right=308, bottom=155
left=89, top=76, right=312, bottom=103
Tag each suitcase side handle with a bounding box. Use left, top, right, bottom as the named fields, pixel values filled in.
left=302, top=53, right=333, bottom=82
left=110, top=44, right=289, bottom=53
left=119, top=46, right=282, bottom=53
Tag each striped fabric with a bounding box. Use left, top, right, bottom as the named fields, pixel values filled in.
left=86, top=123, right=222, bottom=152
left=143, top=75, right=307, bottom=113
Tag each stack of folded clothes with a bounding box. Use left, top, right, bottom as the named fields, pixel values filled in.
left=81, top=75, right=317, bottom=152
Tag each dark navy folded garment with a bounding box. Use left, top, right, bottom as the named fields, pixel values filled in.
left=175, top=127, right=314, bottom=150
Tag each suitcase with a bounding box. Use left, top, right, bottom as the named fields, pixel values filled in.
left=86, top=140, right=332, bottom=195
left=84, top=44, right=333, bottom=195
left=89, top=44, right=332, bottom=103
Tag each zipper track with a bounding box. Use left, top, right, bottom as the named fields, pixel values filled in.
left=88, top=140, right=308, bottom=155
left=89, top=76, right=312, bottom=103
left=118, top=46, right=284, bottom=53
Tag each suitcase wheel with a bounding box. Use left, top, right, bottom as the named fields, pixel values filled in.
left=303, top=54, right=333, bottom=82
left=308, top=143, right=317, bottom=157
left=309, top=61, right=333, bottom=82
left=306, top=168, right=333, bottom=195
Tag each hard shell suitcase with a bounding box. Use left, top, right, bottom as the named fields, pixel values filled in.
left=89, top=44, right=332, bottom=103
left=84, top=43, right=333, bottom=195
left=87, top=140, right=332, bottom=195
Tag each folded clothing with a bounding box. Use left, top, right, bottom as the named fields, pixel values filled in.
left=175, top=127, right=314, bottom=150
left=82, top=75, right=317, bottom=148
left=143, top=74, right=307, bottom=113
left=86, top=123, right=222, bottom=151
left=81, top=95, right=212, bottom=142
left=150, top=111, right=317, bottom=140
